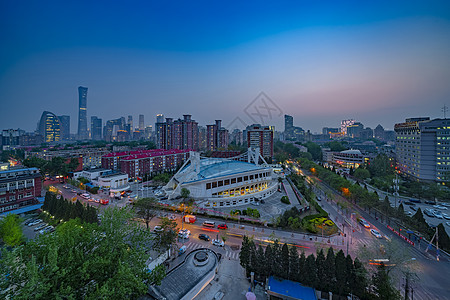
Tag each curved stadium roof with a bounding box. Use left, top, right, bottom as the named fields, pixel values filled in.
left=181, top=158, right=268, bottom=183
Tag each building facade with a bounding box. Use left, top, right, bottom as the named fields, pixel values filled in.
left=395, top=117, right=450, bottom=184
left=206, top=120, right=228, bottom=151
left=38, top=111, right=61, bottom=143
left=91, top=116, right=102, bottom=140
left=77, top=86, right=88, bottom=140
left=247, top=124, right=274, bottom=160
left=102, top=149, right=190, bottom=178
left=0, top=167, right=42, bottom=214
left=58, top=115, right=70, bottom=140
left=156, top=115, right=199, bottom=150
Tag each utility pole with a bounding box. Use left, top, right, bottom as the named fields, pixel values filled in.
left=442, top=105, right=448, bottom=119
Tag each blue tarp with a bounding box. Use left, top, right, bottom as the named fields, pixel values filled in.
left=268, top=276, right=317, bottom=300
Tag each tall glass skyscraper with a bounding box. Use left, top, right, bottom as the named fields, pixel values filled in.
left=78, top=86, right=88, bottom=140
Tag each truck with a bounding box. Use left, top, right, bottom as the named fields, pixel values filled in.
left=184, top=215, right=196, bottom=223
left=100, top=199, right=109, bottom=205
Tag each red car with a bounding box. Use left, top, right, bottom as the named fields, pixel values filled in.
left=217, top=224, right=228, bottom=230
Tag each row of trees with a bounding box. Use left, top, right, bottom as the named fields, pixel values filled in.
left=23, top=156, right=80, bottom=177
left=239, top=236, right=400, bottom=299
left=42, top=192, right=98, bottom=224
left=0, top=207, right=165, bottom=299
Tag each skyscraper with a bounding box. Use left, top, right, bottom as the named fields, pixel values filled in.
left=128, top=115, right=133, bottom=130
left=77, top=86, right=88, bottom=140
left=58, top=115, right=70, bottom=140
left=39, top=111, right=61, bottom=143
left=91, top=116, right=103, bottom=140
left=139, top=114, right=144, bottom=131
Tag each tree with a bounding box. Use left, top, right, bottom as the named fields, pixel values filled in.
left=280, top=243, right=290, bottom=279
left=304, top=142, right=322, bottom=161
left=288, top=246, right=299, bottom=280
left=397, top=203, right=405, bottom=219
left=303, top=254, right=317, bottom=287
left=323, top=247, right=336, bottom=292
left=372, top=264, right=401, bottom=300
left=0, top=207, right=160, bottom=299
left=0, top=214, right=25, bottom=247
left=154, top=217, right=178, bottom=253
left=315, top=249, right=326, bottom=290
left=134, top=197, right=159, bottom=229
left=180, top=187, right=190, bottom=200
left=334, top=250, right=347, bottom=295
left=353, top=258, right=368, bottom=298
left=354, top=168, right=370, bottom=181
left=264, top=244, right=275, bottom=277
left=297, top=251, right=306, bottom=283
left=239, top=236, right=251, bottom=271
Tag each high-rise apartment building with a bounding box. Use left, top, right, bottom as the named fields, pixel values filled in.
left=128, top=115, right=133, bottom=130
left=206, top=120, right=229, bottom=151
left=395, top=117, right=450, bottom=184
left=247, top=124, right=274, bottom=160
left=139, top=114, right=144, bottom=131
left=156, top=115, right=198, bottom=150
left=91, top=116, right=102, bottom=140
left=77, top=86, right=88, bottom=140
left=38, top=111, right=61, bottom=143
left=58, top=115, right=70, bottom=140
left=374, top=124, right=385, bottom=140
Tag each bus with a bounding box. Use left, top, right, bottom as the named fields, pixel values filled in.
left=202, top=221, right=215, bottom=228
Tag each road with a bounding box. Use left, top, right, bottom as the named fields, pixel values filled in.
left=289, top=164, right=450, bottom=300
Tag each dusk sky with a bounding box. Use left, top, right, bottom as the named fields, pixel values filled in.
left=1, top=1, right=450, bottom=133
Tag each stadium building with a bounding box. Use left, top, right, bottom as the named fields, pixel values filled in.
left=163, top=148, right=277, bottom=208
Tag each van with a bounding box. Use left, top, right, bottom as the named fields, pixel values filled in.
left=202, top=221, right=215, bottom=228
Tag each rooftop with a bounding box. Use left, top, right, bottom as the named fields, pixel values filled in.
left=103, top=149, right=190, bottom=160
left=268, top=276, right=317, bottom=300
left=340, top=149, right=362, bottom=155
left=182, top=158, right=269, bottom=183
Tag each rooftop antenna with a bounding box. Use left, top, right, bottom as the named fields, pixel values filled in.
left=442, top=105, right=448, bottom=119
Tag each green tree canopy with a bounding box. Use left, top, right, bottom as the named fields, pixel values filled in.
left=0, top=214, right=25, bottom=247
left=0, top=207, right=163, bottom=299
left=134, top=197, right=159, bottom=229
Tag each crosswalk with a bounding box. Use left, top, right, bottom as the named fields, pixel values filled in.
left=181, top=241, right=240, bottom=260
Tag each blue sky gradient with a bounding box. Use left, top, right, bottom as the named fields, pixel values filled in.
left=1, top=1, right=450, bottom=132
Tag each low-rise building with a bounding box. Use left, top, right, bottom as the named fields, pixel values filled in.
left=102, top=149, right=190, bottom=178
left=0, top=166, right=42, bottom=215
left=98, top=172, right=129, bottom=189
left=73, top=168, right=112, bottom=182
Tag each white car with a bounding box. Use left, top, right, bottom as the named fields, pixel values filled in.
left=39, top=225, right=54, bottom=234
left=153, top=226, right=163, bottom=233
left=28, top=219, right=43, bottom=226
left=433, top=211, right=444, bottom=219
left=34, top=223, right=48, bottom=231
left=446, top=222, right=450, bottom=227
left=443, top=213, right=450, bottom=220
left=178, top=229, right=190, bottom=238
left=370, top=229, right=382, bottom=239
left=212, top=239, right=224, bottom=247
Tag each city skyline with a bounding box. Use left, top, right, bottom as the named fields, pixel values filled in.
left=1, top=1, right=450, bottom=133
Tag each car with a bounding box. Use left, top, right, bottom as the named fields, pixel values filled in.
left=24, top=219, right=37, bottom=226
left=359, top=219, right=370, bottom=229
left=39, top=225, right=54, bottom=234
left=28, top=219, right=43, bottom=226
left=442, top=213, right=450, bottom=220
left=441, top=203, right=450, bottom=207
left=409, top=199, right=421, bottom=204
left=424, top=209, right=435, bottom=217
left=410, top=205, right=417, bottom=211
left=199, top=234, right=210, bottom=241
left=425, top=201, right=435, bottom=205
left=251, top=201, right=260, bottom=206
left=168, top=214, right=176, bottom=220
left=217, top=224, right=228, bottom=230
left=433, top=211, right=444, bottom=219
left=370, top=229, right=382, bottom=239
left=153, top=226, right=163, bottom=233
left=34, top=223, right=48, bottom=231
left=404, top=201, right=415, bottom=206
left=406, top=211, right=413, bottom=216
left=178, top=229, right=190, bottom=238
left=446, top=222, right=450, bottom=227
left=212, top=239, right=224, bottom=247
